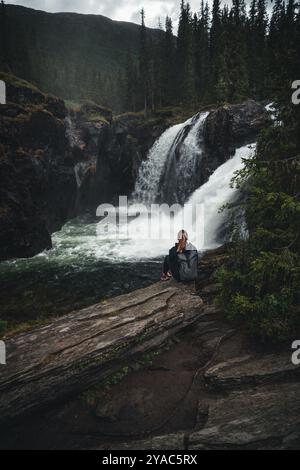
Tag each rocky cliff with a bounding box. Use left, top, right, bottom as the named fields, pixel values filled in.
left=77, top=110, right=174, bottom=209
left=0, top=73, right=77, bottom=261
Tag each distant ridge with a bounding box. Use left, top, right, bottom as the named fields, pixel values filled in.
left=1, top=4, right=161, bottom=107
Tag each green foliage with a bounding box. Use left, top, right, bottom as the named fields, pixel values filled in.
left=217, top=102, right=300, bottom=343
left=217, top=248, right=300, bottom=341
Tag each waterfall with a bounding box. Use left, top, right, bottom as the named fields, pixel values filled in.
left=92, top=112, right=256, bottom=260
left=132, top=112, right=209, bottom=205
left=180, top=143, right=255, bottom=248
left=104, top=142, right=255, bottom=260
left=65, top=114, right=80, bottom=148
left=132, top=115, right=196, bottom=204
left=159, top=112, right=209, bottom=204
left=41, top=111, right=256, bottom=262
left=65, top=113, right=96, bottom=188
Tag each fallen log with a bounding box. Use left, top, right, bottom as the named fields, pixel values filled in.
left=0, top=281, right=203, bottom=424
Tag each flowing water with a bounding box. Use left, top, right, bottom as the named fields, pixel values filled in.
left=0, top=112, right=255, bottom=323
left=132, top=115, right=196, bottom=204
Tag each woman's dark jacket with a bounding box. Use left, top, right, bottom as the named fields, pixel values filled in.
left=169, top=242, right=198, bottom=281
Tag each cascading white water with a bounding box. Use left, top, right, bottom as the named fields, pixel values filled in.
left=159, top=112, right=209, bottom=204
left=132, top=116, right=195, bottom=204
left=133, top=112, right=209, bottom=205
left=66, top=113, right=97, bottom=188
left=175, top=112, right=208, bottom=186
left=97, top=142, right=255, bottom=260
left=78, top=112, right=255, bottom=261
left=181, top=143, right=256, bottom=248
left=65, top=114, right=80, bottom=148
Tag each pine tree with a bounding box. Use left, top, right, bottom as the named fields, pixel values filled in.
left=176, top=1, right=196, bottom=104
left=139, top=9, right=150, bottom=115
left=247, top=0, right=267, bottom=98
left=193, top=2, right=210, bottom=101
left=210, top=0, right=223, bottom=97
left=152, top=20, right=165, bottom=109
left=162, top=16, right=176, bottom=105
left=227, top=0, right=249, bottom=101
left=268, top=0, right=285, bottom=89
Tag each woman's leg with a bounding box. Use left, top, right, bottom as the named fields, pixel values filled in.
left=163, top=255, right=170, bottom=274
left=161, top=256, right=172, bottom=280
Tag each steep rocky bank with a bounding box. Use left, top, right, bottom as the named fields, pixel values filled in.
left=0, top=73, right=77, bottom=261
left=76, top=110, right=174, bottom=210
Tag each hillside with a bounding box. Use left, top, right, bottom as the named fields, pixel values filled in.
left=1, top=5, right=161, bottom=108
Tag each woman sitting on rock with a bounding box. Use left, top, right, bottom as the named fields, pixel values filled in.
left=161, top=230, right=198, bottom=282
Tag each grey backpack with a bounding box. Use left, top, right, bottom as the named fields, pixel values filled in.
left=177, top=243, right=198, bottom=281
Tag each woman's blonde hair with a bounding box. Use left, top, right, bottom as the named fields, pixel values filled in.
left=177, top=229, right=188, bottom=253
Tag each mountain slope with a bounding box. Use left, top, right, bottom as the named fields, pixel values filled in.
left=1, top=5, right=160, bottom=107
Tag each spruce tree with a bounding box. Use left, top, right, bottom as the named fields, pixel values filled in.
left=227, top=0, right=249, bottom=101
left=193, top=2, right=210, bottom=101
left=210, top=0, right=223, bottom=98
left=162, top=16, right=176, bottom=105
left=139, top=9, right=150, bottom=115
left=176, top=1, right=196, bottom=105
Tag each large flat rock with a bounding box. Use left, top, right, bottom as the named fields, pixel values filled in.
left=189, top=382, right=300, bottom=449
left=204, top=353, right=300, bottom=390
left=0, top=281, right=203, bottom=424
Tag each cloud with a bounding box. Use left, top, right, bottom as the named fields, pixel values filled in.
left=8, top=0, right=181, bottom=26
left=7, top=1, right=273, bottom=28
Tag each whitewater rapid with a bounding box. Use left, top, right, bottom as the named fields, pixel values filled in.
left=93, top=142, right=255, bottom=260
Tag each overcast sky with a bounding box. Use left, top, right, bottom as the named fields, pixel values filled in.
left=8, top=1, right=270, bottom=28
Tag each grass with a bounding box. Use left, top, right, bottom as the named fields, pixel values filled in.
left=0, top=72, right=41, bottom=93
left=64, top=100, right=81, bottom=112
left=85, top=112, right=108, bottom=124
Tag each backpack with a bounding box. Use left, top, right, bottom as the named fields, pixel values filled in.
left=177, top=243, right=198, bottom=281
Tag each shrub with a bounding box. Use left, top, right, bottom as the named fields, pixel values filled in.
left=217, top=101, right=300, bottom=343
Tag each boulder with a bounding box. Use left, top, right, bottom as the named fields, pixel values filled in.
left=204, top=99, right=271, bottom=164
left=188, top=382, right=300, bottom=449
left=204, top=352, right=300, bottom=390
